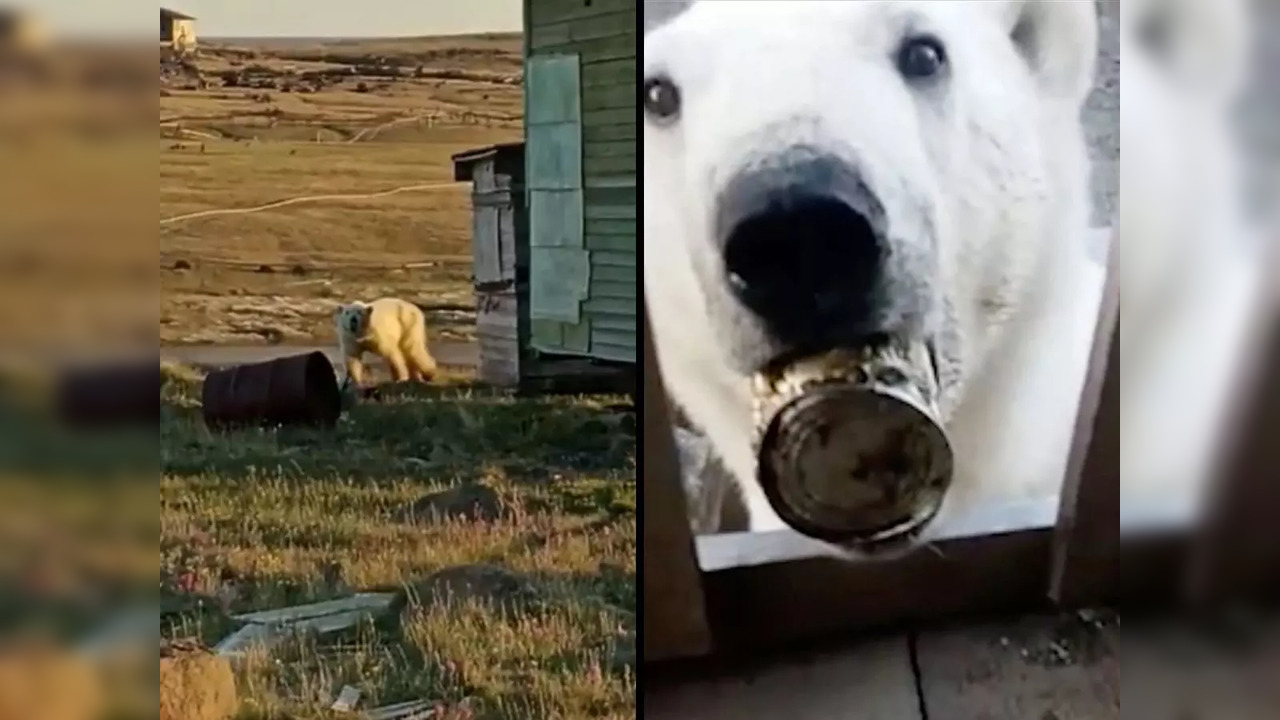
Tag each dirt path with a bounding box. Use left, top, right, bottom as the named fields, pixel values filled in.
left=162, top=339, right=478, bottom=370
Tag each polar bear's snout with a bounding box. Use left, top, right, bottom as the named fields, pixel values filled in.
left=713, top=148, right=932, bottom=372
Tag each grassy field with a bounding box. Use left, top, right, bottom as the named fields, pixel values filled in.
left=160, top=363, right=636, bottom=718
left=155, top=34, right=636, bottom=719
left=160, top=34, right=524, bottom=346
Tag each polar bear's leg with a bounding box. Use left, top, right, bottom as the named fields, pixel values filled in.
left=384, top=348, right=410, bottom=382
left=400, top=308, right=437, bottom=382
left=405, top=343, right=438, bottom=382
left=344, top=354, right=366, bottom=389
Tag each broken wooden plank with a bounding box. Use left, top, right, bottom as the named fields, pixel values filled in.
left=216, top=593, right=398, bottom=659
left=290, top=608, right=383, bottom=635
left=216, top=609, right=386, bottom=658
left=230, top=593, right=396, bottom=624
left=213, top=623, right=276, bottom=658
left=330, top=685, right=361, bottom=712
left=364, top=699, right=434, bottom=720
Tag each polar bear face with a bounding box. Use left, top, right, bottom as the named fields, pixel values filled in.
left=644, top=0, right=1098, bottom=541
left=334, top=302, right=372, bottom=339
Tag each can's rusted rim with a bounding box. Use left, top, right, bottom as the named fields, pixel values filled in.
left=753, top=342, right=954, bottom=547
left=757, top=382, right=953, bottom=545
left=300, top=350, right=342, bottom=425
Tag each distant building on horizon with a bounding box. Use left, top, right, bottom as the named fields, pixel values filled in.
left=161, top=7, right=197, bottom=53
left=0, top=7, right=48, bottom=52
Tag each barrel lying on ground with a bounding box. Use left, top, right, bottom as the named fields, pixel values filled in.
left=201, top=351, right=342, bottom=430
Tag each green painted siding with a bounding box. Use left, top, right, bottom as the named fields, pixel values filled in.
left=524, top=0, right=636, bottom=363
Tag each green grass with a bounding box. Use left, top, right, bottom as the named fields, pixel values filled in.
left=160, top=365, right=636, bottom=719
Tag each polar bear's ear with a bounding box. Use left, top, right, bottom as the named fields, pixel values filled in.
left=990, top=0, right=1098, bottom=103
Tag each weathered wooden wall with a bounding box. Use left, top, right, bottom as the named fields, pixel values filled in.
left=523, top=0, right=636, bottom=364
left=464, top=148, right=529, bottom=387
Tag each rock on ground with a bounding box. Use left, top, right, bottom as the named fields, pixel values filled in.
left=395, top=484, right=505, bottom=524
left=398, top=564, right=540, bottom=616
left=159, top=645, right=238, bottom=720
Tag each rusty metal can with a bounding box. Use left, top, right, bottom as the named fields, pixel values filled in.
left=201, top=351, right=341, bottom=430
left=753, top=341, right=953, bottom=546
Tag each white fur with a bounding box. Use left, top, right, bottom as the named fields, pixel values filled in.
left=1119, top=0, right=1263, bottom=528
left=334, top=297, right=438, bottom=388
left=645, top=1, right=1105, bottom=548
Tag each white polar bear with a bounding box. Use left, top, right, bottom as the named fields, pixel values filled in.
left=644, top=0, right=1107, bottom=553
left=1119, top=0, right=1264, bottom=528
left=334, top=297, right=438, bottom=389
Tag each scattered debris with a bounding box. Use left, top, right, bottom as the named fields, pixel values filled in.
left=330, top=684, right=362, bottom=711
left=365, top=699, right=435, bottom=720
left=231, top=592, right=396, bottom=624
left=215, top=592, right=397, bottom=658
left=212, top=623, right=275, bottom=658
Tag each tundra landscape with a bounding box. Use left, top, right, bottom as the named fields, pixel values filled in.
left=157, top=34, right=636, bottom=719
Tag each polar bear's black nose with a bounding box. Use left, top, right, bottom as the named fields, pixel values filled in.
left=717, top=154, right=889, bottom=350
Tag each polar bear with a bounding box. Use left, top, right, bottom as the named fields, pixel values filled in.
left=1119, top=0, right=1263, bottom=528
left=334, top=297, right=438, bottom=389
left=644, top=0, right=1107, bottom=554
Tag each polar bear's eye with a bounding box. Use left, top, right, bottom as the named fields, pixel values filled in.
left=642, top=76, right=681, bottom=122
left=896, top=35, right=948, bottom=81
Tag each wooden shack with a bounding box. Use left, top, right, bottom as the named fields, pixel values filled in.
left=0, top=9, right=47, bottom=52
left=453, top=0, right=635, bottom=395
left=452, top=143, right=529, bottom=388
left=454, top=141, right=631, bottom=395
left=160, top=8, right=197, bottom=53
left=522, top=0, right=636, bottom=367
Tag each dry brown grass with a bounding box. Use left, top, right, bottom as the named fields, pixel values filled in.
left=160, top=35, right=524, bottom=345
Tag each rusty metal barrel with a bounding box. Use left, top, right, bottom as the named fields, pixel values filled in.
left=56, top=362, right=162, bottom=429
left=201, top=351, right=341, bottom=430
